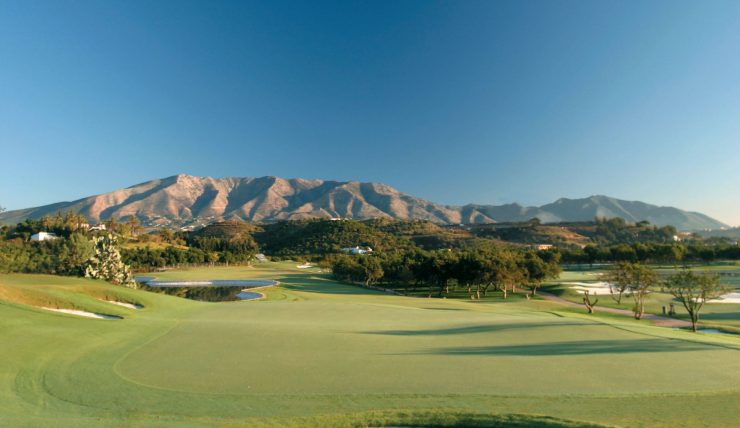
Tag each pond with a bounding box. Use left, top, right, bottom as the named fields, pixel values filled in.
left=135, top=277, right=278, bottom=302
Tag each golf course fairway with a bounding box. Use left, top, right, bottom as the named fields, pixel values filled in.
left=1, top=263, right=739, bottom=427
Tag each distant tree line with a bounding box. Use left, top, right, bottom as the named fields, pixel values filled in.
left=559, top=242, right=740, bottom=264
left=470, top=217, right=683, bottom=246
left=2, top=215, right=739, bottom=275
left=0, top=224, right=134, bottom=287
left=586, top=217, right=679, bottom=245
left=329, top=247, right=561, bottom=299
left=186, top=233, right=258, bottom=264
left=120, top=246, right=213, bottom=269
left=9, top=212, right=91, bottom=240
left=120, top=225, right=260, bottom=268
left=0, top=233, right=93, bottom=275
left=0, top=214, right=142, bottom=282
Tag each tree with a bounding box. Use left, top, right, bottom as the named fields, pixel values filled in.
left=159, top=227, right=175, bottom=244
left=84, top=234, right=136, bottom=287
left=523, top=250, right=561, bottom=296
left=628, top=264, right=658, bottom=320
left=455, top=252, right=486, bottom=299
left=358, top=255, right=383, bottom=286
left=123, top=216, right=142, bottom=238
left=104, top=217, right=120, bottom=234
left=58, top=233, right=94, bottom=275
left=664, top=269, right=730, bottom=332
left=610, top=244, right=637, bottom=262
left=207, top=251, right=220, bottom=265
left=331, top=254, right=364, bottom=283
left=378, top=250, right=417, bottom=294
left=584, top=245, right=600, bottom=266
left=582, top=290, right=599, bottom=314
left=416, top=251, right=457, bottom=297
left=604, top=262, right=633, bottom=304
left=489, top=250, right=525, bottom=299
left=61, top=211, right=88, bottom=232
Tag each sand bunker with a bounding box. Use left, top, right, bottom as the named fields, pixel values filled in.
left=563, top=281, right=613, bottom=294
left=296, top=264, right=314, bottom=269
left=708, top=292, right=740, bottom=304
left=41, top=307, right=120, bottom=320
left=101, top=300, right=142, bottom=309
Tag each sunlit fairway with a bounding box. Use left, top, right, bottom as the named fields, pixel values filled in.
left=1, top=262, right=739, bottom=427
left=546, top=263, right=740, bottom=332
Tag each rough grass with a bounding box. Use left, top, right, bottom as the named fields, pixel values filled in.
left=1, top=263, right=739, bottom=427
left=0, top=274, right=137, bottom=317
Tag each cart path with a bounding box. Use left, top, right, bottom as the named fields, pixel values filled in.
left=537, top=291, right=692, bottom=328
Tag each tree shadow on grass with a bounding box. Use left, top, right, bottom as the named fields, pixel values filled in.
left=363, top=322, right=599, bottom=336
left=701, top=311, right=740, bottom=321
left=411, top=339, right=710, bottom=356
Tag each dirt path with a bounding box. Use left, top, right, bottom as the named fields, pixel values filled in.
left=537, top=291, right=691, bottom=328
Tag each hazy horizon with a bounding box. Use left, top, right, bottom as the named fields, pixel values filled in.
left=2, top=1, right=739, bottom=226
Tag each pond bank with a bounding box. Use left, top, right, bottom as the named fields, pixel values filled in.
left=134, top=276, right=279, bottom=302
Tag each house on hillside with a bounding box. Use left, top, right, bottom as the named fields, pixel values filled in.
left=530, top=244, right=553, bottom=251
left=30, top=232, right=58, bottom=242
left=89, top=224, right=107, bottom=231
left=673, top=232, right=694, bottom=242
left=341, top=246, right=373, bottom=255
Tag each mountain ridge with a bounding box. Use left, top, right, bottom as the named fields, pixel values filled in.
left=0, top=174, right=727, bottom=231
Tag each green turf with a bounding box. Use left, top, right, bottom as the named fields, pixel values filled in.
left=1, top=263, right=739, bottom=427
left=546, top=264, right=740, bottom=332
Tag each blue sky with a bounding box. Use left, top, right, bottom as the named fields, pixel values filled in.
left=1, top=1, right=739, bottom=225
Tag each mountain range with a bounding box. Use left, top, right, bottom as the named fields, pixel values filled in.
left=0, top=174, right=727, bottom=231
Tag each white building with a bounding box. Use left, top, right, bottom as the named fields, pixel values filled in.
left=341, top=246, right=373, bottom=255
left=30, top=232, right=58, bottom=242
left=531, top=244, right=554, bottom=251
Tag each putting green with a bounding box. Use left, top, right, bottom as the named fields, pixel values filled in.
left=1, top=265, right=739, bottom=427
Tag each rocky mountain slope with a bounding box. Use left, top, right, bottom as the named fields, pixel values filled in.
left=0, top=174, right=727, bottom=230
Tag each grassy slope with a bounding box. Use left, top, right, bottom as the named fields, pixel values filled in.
left=1, top=264, right=739, bottom=427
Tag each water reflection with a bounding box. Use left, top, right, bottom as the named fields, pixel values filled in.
left=134, top=277, right=277, bottom=302
left=138, top=284, right=264, bottom=301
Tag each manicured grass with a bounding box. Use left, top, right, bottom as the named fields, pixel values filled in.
left=545, top=264, right=740, bottom=332
left=1, top=263, right=739, bottom=427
